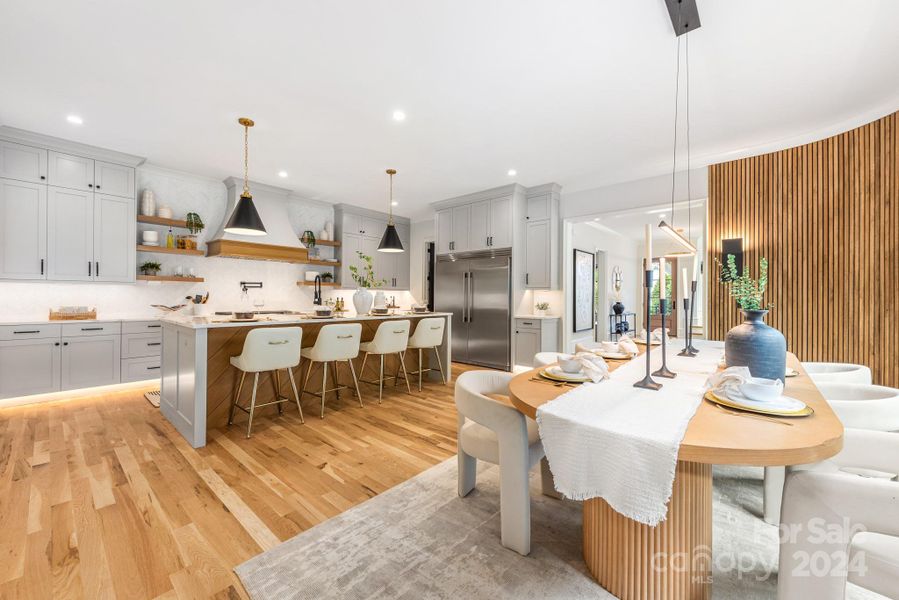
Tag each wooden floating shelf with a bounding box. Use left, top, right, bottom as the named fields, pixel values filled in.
left=297, top=281, right=339, bottom=287
left=306, top=239, right=340, bottom=247
left=137, top=215, right=190, bottom=228
left=205, top=239, right=308, bottom=263
left=137, top=275, right=205, bottom=283
left=302, top=259, right=341, bottom=267
left=137, top=245, right=205, bottom=256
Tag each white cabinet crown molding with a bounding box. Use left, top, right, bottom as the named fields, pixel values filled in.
left=0, top=127, right=145, bottom=168
left=429, top=183, right=525, bottom=211
left=333, top=203, right=411, bottom=225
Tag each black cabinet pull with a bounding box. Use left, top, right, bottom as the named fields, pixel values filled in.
left=95, top=185, right=101, bottom=189
left=54, top=342, right=60, bottom=346
left=81, top=327, right=103, bottom=331
left=95, top=262, right=99, bottom=276
left=88, top=261, right=92, bottom=276
left=147, top=342, right=161, bottom=346
left=40, top=258, right=44, bottom=275
left=63, top=342, right=69, bottom=346
left=14, top=330, right=40, bottom=334
left=40, top=175, right=46, bottom=180
left=146, top=366, right=160, bottom=370
left=526, top=273, right=529, bottom=284
left=88, top=183, right=93, bottom=188
left=147, top=324, right=161, bottom=328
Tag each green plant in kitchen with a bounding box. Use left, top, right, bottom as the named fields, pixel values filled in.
left=140, top=260, right=162, bottom=276
left=717, top=254, right=770, bottom=310
left=535, top=302, right=550, bottom=311
left=301, top=230, right=316, bottom=247
left=320, top=272, right=334, bottom=282
left=348, top=251, right=385, bottom=288
left=185, top=212, right=205, bottom=234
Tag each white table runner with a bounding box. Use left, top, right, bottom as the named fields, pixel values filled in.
left=536, top=340, right=724, bottom=526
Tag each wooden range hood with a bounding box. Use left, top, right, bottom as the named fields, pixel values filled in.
left=205, top=239, right=309, bottom=263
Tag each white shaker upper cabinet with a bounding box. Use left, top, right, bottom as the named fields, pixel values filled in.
left=94, top=161, right=135, bottom=198
left=525, top=219, right=551, bottom=288
left=436, top=209, right=453, bottom=254
left=93, top=194, right=134, bottom=282
left=0, top=178, right=47, bottom=280
left=451, top=205, right=470, bottom=253
left=489, top=195, right=513, bottom=249
left=0, top=141, right=47, bottom=184
left=48, top=151, right=94, bottom=192
left=468, top=200, right=490, bottom=252
left=47, top=187, right=94, bottom=281
left=526, top=193, right=551, bottom=221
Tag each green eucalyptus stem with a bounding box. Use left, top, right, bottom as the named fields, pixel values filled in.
left=717, top=253, right=771, bottom=311
left=348, top=251, right=386, bottom=289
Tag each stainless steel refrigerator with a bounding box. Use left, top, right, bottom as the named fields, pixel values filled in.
left=435, top=251, right=511, bottom=370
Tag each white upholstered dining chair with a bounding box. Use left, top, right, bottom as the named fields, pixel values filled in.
left=454, top=370, right=546, bottom=555
left=802, top=362, right=872, bottom=385
left=778, top=428, right=899, bottom=600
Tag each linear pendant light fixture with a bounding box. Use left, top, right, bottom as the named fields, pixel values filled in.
left=378, top=169, right=404, bottom=253
left=659, top=3, right=697, bottom=257
left=224, top=117, right=267, bottom=236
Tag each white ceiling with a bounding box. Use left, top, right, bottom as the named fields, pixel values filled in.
left=1, top=0, right=897, bottom=217
left=578, top=200, right=705, bottom=242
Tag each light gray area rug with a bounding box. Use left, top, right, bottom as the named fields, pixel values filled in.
left=236, top=460, right=880, bottom=599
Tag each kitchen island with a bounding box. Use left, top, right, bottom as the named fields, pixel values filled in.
left=159, top=311, right=452, bottom=447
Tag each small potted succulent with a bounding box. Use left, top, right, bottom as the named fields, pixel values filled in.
left=321, top=272, right=334, bottom=283
left=140, top=261, right=162, bottom=276
left=535, top=301, right=550, bottom=317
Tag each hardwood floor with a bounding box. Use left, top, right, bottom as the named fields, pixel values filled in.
left=0, top=364, right=473, bottom=599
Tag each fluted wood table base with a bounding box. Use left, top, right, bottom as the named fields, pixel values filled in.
left=583, top=460, right=712, bottom=600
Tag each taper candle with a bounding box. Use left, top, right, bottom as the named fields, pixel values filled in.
left=681, top=267, right=688, bottom=298
left=644, top=224, right=652, bottom=268
left=658, top=257, right=666, bottom=299
left=692, top=252, right=699, bottom=282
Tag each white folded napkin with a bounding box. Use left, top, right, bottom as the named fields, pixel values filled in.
left=618, top=337, right=639, bottom=355
left=705, top=366, right=752, bottom=398
left=572, top=352, right=609, bottom=383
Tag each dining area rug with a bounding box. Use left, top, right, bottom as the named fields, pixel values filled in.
left=235, top=458, right=880, bottom=599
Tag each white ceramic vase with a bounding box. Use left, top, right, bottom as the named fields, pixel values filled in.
left=374, top=290, right=386, bottom=309
left=353, top=288, right=373, bottom=315
left=140, top=190, right=156, bottom=216
left=535, top=309, right=546, bottom=317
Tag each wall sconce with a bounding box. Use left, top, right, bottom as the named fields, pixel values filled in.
left=720, top=238, right=743, bottom=282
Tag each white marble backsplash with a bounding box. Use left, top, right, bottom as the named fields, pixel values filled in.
left=0, top=164, right=418, bottom=321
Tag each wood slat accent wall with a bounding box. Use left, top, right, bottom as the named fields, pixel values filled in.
left=708, top=111, right=898, bottom=386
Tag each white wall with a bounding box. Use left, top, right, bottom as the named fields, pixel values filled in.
left=409, top=218, right=434, bottom=304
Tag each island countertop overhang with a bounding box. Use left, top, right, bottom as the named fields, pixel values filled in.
left=159, top=311, right=453, bottom=330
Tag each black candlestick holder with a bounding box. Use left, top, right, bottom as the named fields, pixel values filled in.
left=688, top=280, right=700, bottom=354
left=677, top=297, right=694, bottom=357
left=652, top=298, right=677, bottom=378
left=634, top=268, right=662, bottom=391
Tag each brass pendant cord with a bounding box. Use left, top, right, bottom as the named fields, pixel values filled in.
left=242, top=123, right=251, bottom=197
left=386, top=169, right=396, bottom=225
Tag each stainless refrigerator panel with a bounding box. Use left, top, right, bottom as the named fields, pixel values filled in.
left=467, top=257, right=511, bottom=370
left=434, top=258, right=469, bottom=363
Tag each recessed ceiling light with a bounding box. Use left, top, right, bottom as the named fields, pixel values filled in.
left=392, top=110, right=406, bottom=122
left=277, top=170, right=288, bottom=178
left=391, top=201, right=399, bottom=207
left=659, top=214, right=666, bottom=218
left=507, top=169, right=517, bottom=177
left=66, top=115, right=83, bottom=125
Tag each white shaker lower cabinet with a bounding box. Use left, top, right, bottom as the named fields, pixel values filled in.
left=60, top=335, right=122, bottom=391
left=514, top=317, right=559, bottom=367
left=0, top=338, right=61, bottom=399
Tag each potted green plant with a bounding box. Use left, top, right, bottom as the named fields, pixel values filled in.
left=349, top=251, right=385, bottom=314
left=535, top=301, right=550, bottom=317
left=321, top=272, right=334, bottom=283
left=184, top=212, right=204, bottom=250
left=717, top=254, right=786, bottom=382
left=140, top=261, right=162, bottom=276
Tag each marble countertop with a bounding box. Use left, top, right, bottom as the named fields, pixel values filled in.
left=160, top=311, right=452, bottom=330
left=0, top=314, right=164, bottom=326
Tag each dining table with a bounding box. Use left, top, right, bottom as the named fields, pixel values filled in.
left=508, top=344, right=844, bottom=600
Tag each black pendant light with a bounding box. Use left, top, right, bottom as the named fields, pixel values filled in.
left=224, top=117, right=266, bottom=236
left=378, top=168, right=404, bottom=253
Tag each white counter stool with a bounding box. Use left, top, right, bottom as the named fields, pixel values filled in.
left=802, top=362, right=872, bottom=385
left=455, top=370, right=546, bottom=556
left=359, top=319, right=412, bottom=402
left=299, top=323, right=363, bottom=419
left=400, top=317, right=447, bottom=391
left=534, top=352, right=566, bottom=368
left=227, top=326, right=304, bottom=438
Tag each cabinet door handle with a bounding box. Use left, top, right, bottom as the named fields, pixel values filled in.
left=88, top=183, right=93, bottom=188
left=526, top=273, right=529, bottom=285
left=88, top=261, right=92, bottom=276
left=146, top=366, right=160, bottom=370
left=54, top=342, right=60, bottom=346
left=95, top=262, right=99, bottom=277
left=14, top=330, right=40, bottom=334
left=147, top=342, right=161, bottom=346
left=81, top=327, right=104, bottom=331
left=63, top=342, right=69, bottom=346
left=40, top=258, right=44, bottom=275
left=96, top=185, right=101, bottom=189
left=40, top=175, right=46, bottom=180
left=147, top=324, right=161, bottom=328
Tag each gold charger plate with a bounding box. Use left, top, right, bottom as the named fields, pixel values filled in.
left=704, top=391, right=814, bottom=418
left=539, top=367, right=590, bottom=383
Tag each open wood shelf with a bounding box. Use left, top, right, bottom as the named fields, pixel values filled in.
left=308, top=239, right=340, bottom=247
left=137, top=215, right=190, bottom=228
left=136, top=245, right=205, bottom=256
left=301, top=259, right=341, bottom=267
left=137, top=275, right=205, bottom=283
left=297, top=281, right=339, bottom=287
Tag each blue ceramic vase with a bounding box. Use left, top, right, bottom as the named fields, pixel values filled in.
left=725, top=309, right=786, bottom=383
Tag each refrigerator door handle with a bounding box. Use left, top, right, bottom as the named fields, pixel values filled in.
left=462, top=272, right=468, bottom=323
left=468, top=271, right=474, bottom=323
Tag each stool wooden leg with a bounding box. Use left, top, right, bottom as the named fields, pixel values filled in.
left=287, top=367, right=304, bottom=423
left=320, top=362, right=328, bottom=419
left=433, top=347, right=447, bottom=384
left=229, top=370, right=246, bottom=426
left=246, top=372, right=260, bottom=438
left=398, top=352, right=412, bottom=394
left=347, top=359, right=364, bottom=407
left=378, top=354, right=384, bottom=403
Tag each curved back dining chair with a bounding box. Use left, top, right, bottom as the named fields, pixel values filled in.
left=454, top=370, right=545, bottom=555
left=802, top=362, right=872, bottom=385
